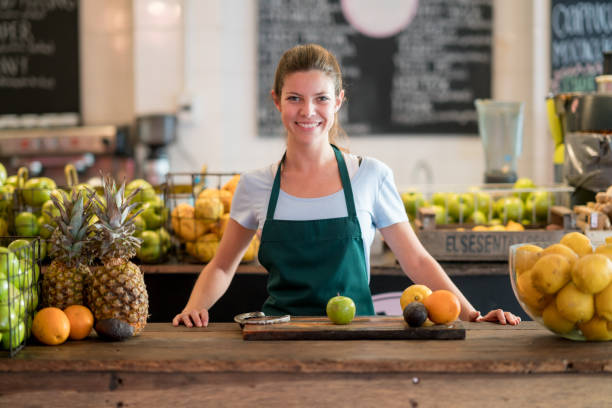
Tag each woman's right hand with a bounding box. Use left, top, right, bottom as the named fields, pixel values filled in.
left=172, top=308, right=209, bottom=328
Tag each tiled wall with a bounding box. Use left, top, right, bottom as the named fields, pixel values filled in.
left=80, top=0, right=553, bottom=187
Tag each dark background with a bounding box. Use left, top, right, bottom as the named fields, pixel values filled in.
left=0, top=1, right=80, bottom=116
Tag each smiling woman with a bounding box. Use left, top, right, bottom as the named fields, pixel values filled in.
left=173, top=43, right=521, bottom=328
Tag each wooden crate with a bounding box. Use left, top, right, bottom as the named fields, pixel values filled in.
left=416, top=229, right=569, bottom=261
left=415, top=206, right=576, bottom=261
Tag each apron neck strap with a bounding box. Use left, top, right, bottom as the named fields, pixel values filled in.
left=265, top=144, right=357, bottom=220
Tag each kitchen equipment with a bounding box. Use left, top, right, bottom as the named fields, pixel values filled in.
left=0, top=125, right=134, bottom=184
left=240, top=316, right=465, bottom=340
left=135, top=114, right=177, bottom=185
left=234, top=312, right=291, bottom=327
left=475, top=100, right=524, bottom=183
left=550, top=93, right=612, bottom=205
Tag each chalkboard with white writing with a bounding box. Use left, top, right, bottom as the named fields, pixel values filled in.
left=550, top=0, right=612, bottom=93
left=0, top=0, right=79, bottom=119
left=257, top=0, right=492, bottom=136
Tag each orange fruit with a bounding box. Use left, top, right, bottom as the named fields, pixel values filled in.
left=63, top=305, right=94, bottom=340
left=32, top=307, right=71, bottom=345
left=422, top=290, right=461, bottom=324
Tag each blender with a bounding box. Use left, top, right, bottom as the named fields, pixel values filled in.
left=475, top=99, right=525, bottom=184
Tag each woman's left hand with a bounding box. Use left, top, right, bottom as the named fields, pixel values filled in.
left=468, top=309, right=521, bottom=325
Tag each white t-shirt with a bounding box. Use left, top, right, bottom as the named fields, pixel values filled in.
left=230, top=152, right=408, bottom=278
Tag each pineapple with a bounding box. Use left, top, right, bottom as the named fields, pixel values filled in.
left=88, top=174, right=149, bottom=333
left=42, top=189, right=96, bottom=309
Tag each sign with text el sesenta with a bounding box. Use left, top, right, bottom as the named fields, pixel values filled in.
left=550, top=0, right=612, bottom=93
left=257, top=0, right=492, bottom=136
left=0, top=0, right=80, bottom=118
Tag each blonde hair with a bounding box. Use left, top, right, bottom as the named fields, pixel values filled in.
left=272, top=44, right=347, bottom=146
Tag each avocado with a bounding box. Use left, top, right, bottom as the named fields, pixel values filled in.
left=403, top=302, right=428, bottom=328
left=94, top=318, right=134, bottom=341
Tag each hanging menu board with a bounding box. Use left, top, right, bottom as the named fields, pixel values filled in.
left=551, top=0, right=612, bottom=93
left=257, top=0, right=492, bottom=136
left=0, top=0, right=80, bottom=124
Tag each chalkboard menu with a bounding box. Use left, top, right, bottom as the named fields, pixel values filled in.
left=257, top=0, right=492, bottom=136
left=0, top=0, right=80, bottom=122
left=551, top=0, right=612, bottom=93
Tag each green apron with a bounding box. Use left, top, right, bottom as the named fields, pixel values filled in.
left=259, top=145, right=375, bottom=316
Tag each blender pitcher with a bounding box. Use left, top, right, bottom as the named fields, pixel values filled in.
left=475, top=99, right=524, bottom=183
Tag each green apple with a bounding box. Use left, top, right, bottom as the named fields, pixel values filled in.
left=4, top=175, right=17, bottom=188
left=41, top=199, right=61, bottom=223
left=513, top=177, right=536, bottom=202
left=0, top=279, right=20, bottom=305
left=140, top=201, right=167, bottom=230
left=0, top=184, right=14, bottom=217
left=431, top=192, right=451, bottom=207
left=157, top=227, right=171, bottom=253
left=431, top=205, right=450, bottom=225
left=326, top=295, right=356, bottom=325
left=467, top=210, right=487, bottom=225
left=0, top=162, right=6, bottom=186
left=525, top=191, right=555, bottom=222
left=494, top=196, right=524, bottom=222
left=14, top=212, right=39, bottom=236
left=137, top=230, right=162, bottom=263
left=0, top=248, right=20, bottom=280
left=126, top=179, right=156, bottom=204
left=1, top=320, right=25, bottom=350
left=448, top=193, right=474, bottom=222
left=474, top=191, right=492, bottom=214
left=133, top=215, right=146, bottom=237
left=8, top=239, right=33, bottom=260
left=22, top=177, right=57, bottom=207
left=24, top=286, right=38, bottom=313
left=38, top=216, right=53, bottom=239
left=0, top=303, right=18, bottom=331
left=401, top=191, right=425, bottom=219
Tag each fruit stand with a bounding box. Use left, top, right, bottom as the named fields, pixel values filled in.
left=0, top=321, right=610, bottom=406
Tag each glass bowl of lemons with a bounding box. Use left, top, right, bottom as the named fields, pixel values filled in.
left=508, top=232, right=612, bottom=341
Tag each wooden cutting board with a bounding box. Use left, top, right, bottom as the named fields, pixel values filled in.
left=241, top=316, right=465, bottom=340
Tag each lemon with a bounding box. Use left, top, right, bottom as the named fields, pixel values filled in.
left=541, top=243, right=579, bottom=267
left=571, top=254, right=612, bottom=294
left=578, top=316, right=612, bottom=341
left=488, top=225, right=506, bottom=231
left=400, top=284, right=432, bottom=311
left=514, top=244, right=542, bottom=275
left=531, top=254, right=571, bottom=294
left=606, top=236, right=612, bottom=245
left=516, top=268, right=552, bottom=312
left=542, top=302, right=575, bottom=334
left=560, top=231, right=593, bottom=257
left=595, top=282, right=612, bottom=321
left=556, top=282, right=595, bottom=323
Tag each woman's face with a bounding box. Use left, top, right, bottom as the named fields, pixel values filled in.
left=273, top=70, right=343, bottom=146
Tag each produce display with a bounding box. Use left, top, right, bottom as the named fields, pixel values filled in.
left=169, top=173, right=259, bottom=264
left=0, top=238, right=41, bottom=353
left=127, top=179, right=171, bottom=264
left=510, top=232, right=612, bottom=341
left=402, top=177, right=566, bottom=231
left=400, top=285, right=460, bottom=327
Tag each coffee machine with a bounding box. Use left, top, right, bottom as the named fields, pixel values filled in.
left=135, top=114, right=177, bottom=185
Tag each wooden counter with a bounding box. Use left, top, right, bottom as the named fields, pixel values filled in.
left=1, top=322, right=610, bottom=407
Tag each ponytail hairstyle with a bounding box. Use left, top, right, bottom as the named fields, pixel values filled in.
left=272, top=44, right=347, bottom=146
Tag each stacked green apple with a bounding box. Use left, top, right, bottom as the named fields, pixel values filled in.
left=128, top=179, right=171, bottom=264
left=13, top=177, right=57, bottom=260
left=402, top=177, right=555, bottom=227
left=0, top=239, right=40, bottom=350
